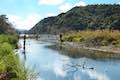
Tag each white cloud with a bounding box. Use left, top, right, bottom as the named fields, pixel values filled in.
left=46, top=13, right=56, bottom=17
left=74, top=1, right=87, bottom=7
left=38, top=0, right=64, bottom=5
left=7, top=13, right=42, bottom=30
left=58, top=2, right=72, bottom=12
left=58, top=1, right=87, bottom=13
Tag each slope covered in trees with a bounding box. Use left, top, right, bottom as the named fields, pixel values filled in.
left=0, top=15, right=16, bottom=34
left=29, top=4, right=120, bottom=34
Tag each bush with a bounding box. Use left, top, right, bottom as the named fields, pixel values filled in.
left=62, top=30, right=120, bottom=46
left=0, top=35, right=38, bottom=80
left=0, top=34, right=18, bottom=48
left=0, top=43, right=13, bottom=58
left=0, top=35, right=28, bottom=80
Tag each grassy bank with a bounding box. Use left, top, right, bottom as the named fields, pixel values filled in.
left=0, top=34, right=27, bottom=80
left=62, top=30, right=120, bottom=46
left=60, top=30, right=120, bottom=54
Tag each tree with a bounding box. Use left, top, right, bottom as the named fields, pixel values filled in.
left=0, top=15, right=16, bottom=34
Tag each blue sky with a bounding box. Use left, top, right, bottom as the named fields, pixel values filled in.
left=0, top=0, right=119, bottom=30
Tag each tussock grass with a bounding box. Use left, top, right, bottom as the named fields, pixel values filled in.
left=62, top=30, right=120, bottom=46
left=0, top=35, right=39, bottom=80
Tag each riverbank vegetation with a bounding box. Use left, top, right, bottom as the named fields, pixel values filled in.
left=0, top=15, right=16, bottom=34
left=62, top=30, right=120, bottom=47
left=0, top=14, right=39, bottom=80
left=0, top=34, right=27, bottom=80
left=0, top=35, right=40, bottom=80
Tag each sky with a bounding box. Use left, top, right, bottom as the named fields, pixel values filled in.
left=0, top=0, right=120, bottom=30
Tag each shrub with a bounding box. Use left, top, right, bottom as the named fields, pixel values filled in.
left=0, top=42, right=13, bottom=62
left=0, top=34, right=18, bottom=48
left=62, top=30, right=120, bottom=46
left=0, top=35, right=28, bottom=80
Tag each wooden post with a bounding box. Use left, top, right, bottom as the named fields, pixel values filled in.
left=23, top=34, right=26, bottom=60
left=36, top=33, right=39, bottom=40
left=59, top=34, right=63, bottom=43
left=23, top=34, right=26, bottom=51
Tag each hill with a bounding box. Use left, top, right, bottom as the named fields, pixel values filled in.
left=0, top=15, right=16, bottom=34
left=29, top=4, right=120, bottom=34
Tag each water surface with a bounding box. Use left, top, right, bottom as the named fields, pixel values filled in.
left=19, top=39, right=120, bottom=80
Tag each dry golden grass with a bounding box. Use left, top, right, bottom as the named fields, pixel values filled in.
left=62, top=30, right=120, bottom=46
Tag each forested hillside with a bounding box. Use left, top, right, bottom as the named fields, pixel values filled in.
left=0, top=15, right=16, bottom=34
left=29, top=4, right=120, bottom=34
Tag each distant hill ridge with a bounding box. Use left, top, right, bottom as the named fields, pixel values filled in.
left=29, top=4, right=120, bottom=34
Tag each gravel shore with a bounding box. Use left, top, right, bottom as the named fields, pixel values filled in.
left=59, top=42, right=120, bottom=54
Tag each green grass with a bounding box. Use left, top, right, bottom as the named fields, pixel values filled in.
left=0, top=34, right=18, bottom=48
left=0, top=34, right=39, bottom=80
left=0, top=35, right=27, bottom=80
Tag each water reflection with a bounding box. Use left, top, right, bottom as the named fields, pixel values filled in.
left=53, top=61, right=67, bottom=77
left=19, top=39, right=120, bottom=80
left=53, top=57, right=110, bottom=80
left=47, top=44, right=120, bottom=60
left=83, top=69, right=110, bottom=80
left=22, top=49, right=26, bottom=61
